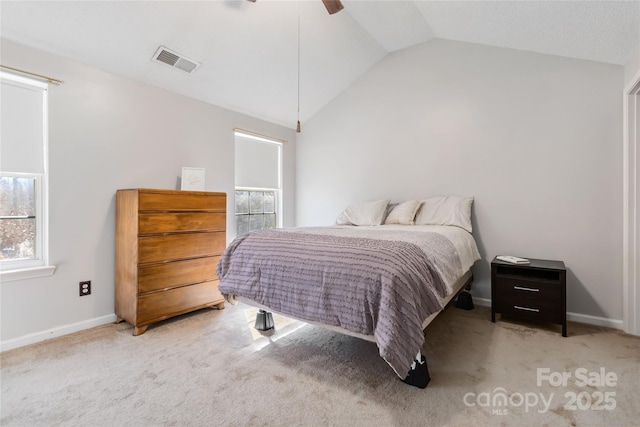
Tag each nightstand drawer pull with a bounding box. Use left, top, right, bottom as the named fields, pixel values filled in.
left=513, top=286, right=539, bottom=292
left=514, top=305, right=540, bottom=313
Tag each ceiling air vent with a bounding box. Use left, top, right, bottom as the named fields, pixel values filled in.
left=152, top=46, right=201, bottom=74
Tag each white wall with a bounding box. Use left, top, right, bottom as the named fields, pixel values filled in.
left=0, top=39, right=297, bottom=346
left=296, top=39, right=623, bottom=322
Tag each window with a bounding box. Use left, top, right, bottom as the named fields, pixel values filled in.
left=0, top=71, right=53, bottom=280
left=235, top=189, right=277, bottom=235
left=234, top=130, right=283, bottom=236
left=1, top=174, right=40, bottom=261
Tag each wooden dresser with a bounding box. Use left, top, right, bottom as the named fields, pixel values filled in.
left=115, top=188, right=226, bottom=335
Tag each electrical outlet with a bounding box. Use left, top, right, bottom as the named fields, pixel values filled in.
left=79, top=281, right=91, bottom=296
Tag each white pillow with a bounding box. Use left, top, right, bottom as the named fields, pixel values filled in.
left=384, top=200, right=422, bottom=225
left=336, top=199, right=390, bottom=226
left=414, top=196, right=474, bottom=232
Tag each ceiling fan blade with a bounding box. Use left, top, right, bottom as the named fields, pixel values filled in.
left=246, top=0, right=343, bottom=15
left=322, top=0, right=344, bottom=15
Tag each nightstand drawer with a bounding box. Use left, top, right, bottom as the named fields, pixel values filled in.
left=494, top=277, right=560, bottom=300
left=494, top=299, right=563, bottom=323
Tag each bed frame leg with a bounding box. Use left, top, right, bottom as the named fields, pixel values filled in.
left=454, top=275, right=475, bottom=310
left=255, top=309, right=275, bottom=331
left=402, top=354, right=430, bottom=389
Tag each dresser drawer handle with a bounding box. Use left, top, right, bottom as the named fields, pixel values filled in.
left=514, top=305, right=540, bottom=312
left=513, top=286, right=539, bottom=292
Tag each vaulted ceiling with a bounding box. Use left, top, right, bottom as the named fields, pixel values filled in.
left=1, top=1, right=638, bottom=129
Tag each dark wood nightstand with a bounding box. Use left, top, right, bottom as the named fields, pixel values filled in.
left=491, top=257, right=567, bottom=337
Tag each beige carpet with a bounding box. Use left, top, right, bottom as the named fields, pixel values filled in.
left=1, top=303, right=639, bottom=427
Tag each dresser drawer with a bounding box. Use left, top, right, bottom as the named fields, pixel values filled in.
left=139, top=192, right=225, bottom=211
left=138, top=256, right=220, bottom=294
left=138, top=232, right=226, bottom=264
left=139, top=212, right=225, bottom=234
left=136, top=280, right=223, bottom=324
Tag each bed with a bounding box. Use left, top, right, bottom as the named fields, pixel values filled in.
left=217, top=198, right=481, bottom=388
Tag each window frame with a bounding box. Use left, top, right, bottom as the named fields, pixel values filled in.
left=0, top=71, right=54, bottom=282
left=233, top=130, right=284, bottom=238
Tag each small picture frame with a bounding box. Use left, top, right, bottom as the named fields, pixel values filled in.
left=181, top=167, right=205, bottom=191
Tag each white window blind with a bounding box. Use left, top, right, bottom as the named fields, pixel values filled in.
left=234, top=133, right=281, bottom=190
left=0, top=71, right=53, bottom=280
left=1, top=75, right=47, bottom=174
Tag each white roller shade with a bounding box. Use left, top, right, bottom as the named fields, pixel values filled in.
left=235, top=134, right=281, bottom=189
left=0, top=74, right=47, bottom=174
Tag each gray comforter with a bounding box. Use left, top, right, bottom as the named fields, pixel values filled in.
left=217, top=226, right=467, bottom=378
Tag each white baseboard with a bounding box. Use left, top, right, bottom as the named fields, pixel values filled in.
left=473, top=297, right=492, bottom=307
left=565, top=312, right=624, bottom=330
left=0, top=313, right=117, bottom=353
left=472, top=297, right=623, bottom=330
left=0, top=296, right=627, bottom=352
